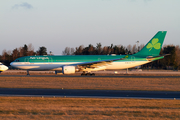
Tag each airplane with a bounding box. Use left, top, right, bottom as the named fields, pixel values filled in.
left=0, top=62, right=8, bottom=73
left=10, top=31, right=168, bottom=76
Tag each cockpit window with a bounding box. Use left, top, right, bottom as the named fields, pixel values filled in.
left=15, top=60, right=20, bottom=62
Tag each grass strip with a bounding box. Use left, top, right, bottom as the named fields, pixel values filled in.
left=0, top=77, right=180, bottom=91
left=0, top=97, right=179, bottom=120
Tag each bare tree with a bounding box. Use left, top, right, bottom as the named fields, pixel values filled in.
left=127, top=44, right=132, bottom=53
left=139, top=44, right=145, bottom=51
left=96, top=43, right=102, bottom=55
left=75, top=45, right=84, bottom=55
left=18, top=47, right=24, bottom=57
left=62, top=47, right=71, bottom=55
left=70, top=48, right=75, bottom=55
left=102, top=46, right=108, bottom=55
left=87, top=44, right=95, bottom=55
left=1, top=49, right=7, bottom=61
left=27, top=43, right=35, bottom=56
left=132, top=44, right=137, bottom=54
left=175, top=45, right=180, bottom=69
left=12, top=48, right=19, bottom=60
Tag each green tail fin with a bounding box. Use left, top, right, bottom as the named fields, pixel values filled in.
left=134, top=31, right=167, bottom=57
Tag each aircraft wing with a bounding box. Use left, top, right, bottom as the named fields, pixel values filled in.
left=70, top=55, right=129, bottom=68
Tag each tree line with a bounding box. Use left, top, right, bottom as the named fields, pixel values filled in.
left=62, top=43, right=144, bottom=55
left=1, top=43, right=180, bottom=69
left=0, top=44, right=48, bottom=66
left=62, top=43, right=180, bottom=70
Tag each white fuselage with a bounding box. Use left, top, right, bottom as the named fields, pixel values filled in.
left=10, top=60, right=150, bottom=71
left=0, top=63, right=8, bottom=72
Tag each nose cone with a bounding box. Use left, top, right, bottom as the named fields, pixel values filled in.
left=10, top=62, right=13, bottom=66
left=10, top=62, right=16, bottom=68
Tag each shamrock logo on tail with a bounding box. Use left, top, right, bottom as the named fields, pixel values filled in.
left=146, top=38, right=161, bottom=51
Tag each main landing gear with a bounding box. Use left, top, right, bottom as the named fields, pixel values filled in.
left=27, top=70, right=30, bottom=75
left=81, top=71, right=95, bottom=76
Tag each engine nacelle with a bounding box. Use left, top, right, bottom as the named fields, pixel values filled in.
left=62, top=66, right=76, bottom=74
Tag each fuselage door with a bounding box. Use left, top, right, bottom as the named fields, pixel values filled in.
left=48, top=57, right=53, bottom=62
left=131, top=56, right=135, bottom=61
left=25, top=58, right=29, bottom=62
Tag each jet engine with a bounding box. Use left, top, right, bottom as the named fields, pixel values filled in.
left=62, top=66, right=76, bottom=74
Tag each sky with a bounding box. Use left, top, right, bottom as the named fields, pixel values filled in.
left=1, top=0, right=180, bottom=55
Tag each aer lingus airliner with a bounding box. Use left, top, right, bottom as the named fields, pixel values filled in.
left=10, top=31, right=168, bottom=76
left=0, top=62, right=8, bottom=73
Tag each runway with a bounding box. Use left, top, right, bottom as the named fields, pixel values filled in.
left=0, top=88, right=179, bottom=99
left=1, top=75, right=180, bottom=78
left=1, top=70, right=180, bottom=78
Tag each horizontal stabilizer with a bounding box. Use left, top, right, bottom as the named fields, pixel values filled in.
left=146, top=54, right=170, bottom=61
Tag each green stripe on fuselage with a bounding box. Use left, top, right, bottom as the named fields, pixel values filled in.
left=14, top=55, right=148, bottom=63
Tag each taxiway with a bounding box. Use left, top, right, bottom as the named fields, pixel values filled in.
left=0, top=88, right=179, bottom=99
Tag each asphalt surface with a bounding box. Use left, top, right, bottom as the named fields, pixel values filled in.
left=0, top=88, right=179, bottom=99
left=1, top=75, right=180, bottom=78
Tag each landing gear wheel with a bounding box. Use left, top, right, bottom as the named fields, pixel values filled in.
left=81, top=72, right=95, bottom=76
left=91, top=73, right=95, bottom=76
left=86, top=73, right=91, bottom=76
left=81, top=71, right=86, bottom=76
left=81, top=73, right=86, bottom=76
